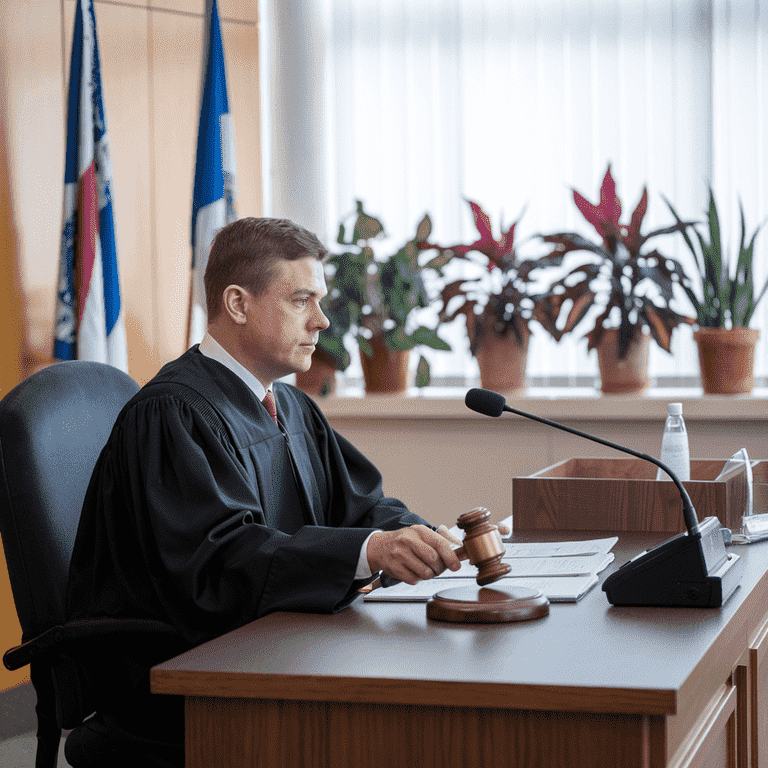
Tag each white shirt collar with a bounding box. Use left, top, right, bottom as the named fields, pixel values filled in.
left=198, top=332, right=268, bottom=401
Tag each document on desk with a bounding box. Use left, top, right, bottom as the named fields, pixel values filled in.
left=363, top=574, right=601, bottom=603
left=364, top=537, right=618, bottom=603
left=502, top=537, right=618, bottom=559
left=439, top=552, right=614, bottom=579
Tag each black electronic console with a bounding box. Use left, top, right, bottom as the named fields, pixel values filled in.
left=602, top=516, right=744, bottom=607
left=464, top=388, right=744, bottom=608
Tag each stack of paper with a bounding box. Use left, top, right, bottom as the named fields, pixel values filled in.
left=364, top=536, right=618, bottom=603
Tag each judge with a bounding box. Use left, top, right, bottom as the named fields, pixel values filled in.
left=64, top=217, right=467, bottom=767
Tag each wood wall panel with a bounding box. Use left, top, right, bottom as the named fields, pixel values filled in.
left=0, top=544, right=26, bottom=689
left=0, top=104, right=24, bottom=398
left=219, top=0, right=257, bottom=23
left=149, top=10, right=261, bottom=367
left=0, top=54, right=26, bottom=690
left=149, top=9, right=202, bottom=363
left=0, top=0, right=65, bottom=693
left=0, top=0, right=260, bottom=691
left=0, top=0, right=63, bottom=344
left=221, top=18, right=261, bottom=217
left=150, top=0, right=258, bottom=24
left=7, top=0, right=261, bottom=386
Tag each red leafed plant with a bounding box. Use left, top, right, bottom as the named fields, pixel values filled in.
left=538, top=165, right=696, bottom=359
left=436, top=199, right=558, bottom=353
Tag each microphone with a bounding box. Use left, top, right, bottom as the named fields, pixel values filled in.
left=465, top=388, right=699, bottom=532
left=465, top=388, right=744, bottom=608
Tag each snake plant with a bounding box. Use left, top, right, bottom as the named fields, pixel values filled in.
left=665, top=189, right=768, bottom=328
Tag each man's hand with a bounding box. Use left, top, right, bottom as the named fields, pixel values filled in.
left=367, top=525, right=463, bottom=585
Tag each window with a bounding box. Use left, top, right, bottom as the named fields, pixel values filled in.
left=264, top=0, right=768, bottom=389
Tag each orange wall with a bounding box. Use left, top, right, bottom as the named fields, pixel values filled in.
left=0, top=0, right=261, bottom=692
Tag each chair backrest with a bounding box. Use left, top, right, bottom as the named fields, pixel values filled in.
left=0, top=361, right=139, bottom=640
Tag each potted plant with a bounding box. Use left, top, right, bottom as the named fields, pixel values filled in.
left=435, top=199, right=555, bottom=393
left=538, top=165, right=695, bottom=394
left=323, top=200, right=450, bottom=394
left=666, top=190, right=767, bottom=394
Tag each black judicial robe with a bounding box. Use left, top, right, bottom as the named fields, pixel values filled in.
left=66, top=346, right=429, bottom=646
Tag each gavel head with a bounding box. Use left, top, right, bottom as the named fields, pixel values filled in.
left=455, top=507, right=511, bottom=586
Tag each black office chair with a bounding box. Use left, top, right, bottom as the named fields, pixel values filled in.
left=0, top=361, right=178, bottom=768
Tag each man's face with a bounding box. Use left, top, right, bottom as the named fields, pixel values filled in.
left=241, top=256, right=330, bottom=384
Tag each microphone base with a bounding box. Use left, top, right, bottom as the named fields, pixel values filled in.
left=427, top=585, right=550, bottom=624
left=603, top=516, right=744, bottom=608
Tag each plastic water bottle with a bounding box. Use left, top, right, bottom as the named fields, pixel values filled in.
left=656, top=403, right=690, bottom=481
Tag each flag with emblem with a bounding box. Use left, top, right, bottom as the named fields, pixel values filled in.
left=54, top=0, right=128, bottom=371
left=188, top=0, right=238, bottom=346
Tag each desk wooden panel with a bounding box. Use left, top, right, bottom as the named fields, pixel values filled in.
left=152, top=533, right=768, bottom=767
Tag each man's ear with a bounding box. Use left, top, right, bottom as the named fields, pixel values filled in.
left=221, top=285, right=249, bottom=325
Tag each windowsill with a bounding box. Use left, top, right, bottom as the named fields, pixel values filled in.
left=310, top=386, right=768, bottom=421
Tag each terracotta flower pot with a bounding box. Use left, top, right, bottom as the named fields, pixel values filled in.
left=294, top=348, right=338, bottom=396
left=360, top=334, right=410, bottom=394
left=596, top=329, right=650, bottom=394
left=694, top=327, right=760, bottom=395
left=474, top=325, right=530, bottom=394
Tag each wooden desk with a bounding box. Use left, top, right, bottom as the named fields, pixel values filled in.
left=151, top=533, right=768, bottom=768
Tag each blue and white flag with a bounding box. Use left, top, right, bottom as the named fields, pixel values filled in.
left=189, top=0, right=238, bottom=346
left=54, top=0, right=128, bottom=372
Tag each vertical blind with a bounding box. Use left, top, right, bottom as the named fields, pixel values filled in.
left=267, top=0, right=768, bottom=388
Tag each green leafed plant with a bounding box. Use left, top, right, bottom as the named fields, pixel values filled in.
left=320, top=200, right=451, bottom=383
left=665, top=189, right=768, bottom=328
left=538, top=165, right=695, bottom=359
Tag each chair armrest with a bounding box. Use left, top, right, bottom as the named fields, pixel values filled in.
left=3, top=618, right=179, bottom=671
left=4, top=626, right=64, bottom=670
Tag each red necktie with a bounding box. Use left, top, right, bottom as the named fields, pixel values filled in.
left=262, top=390, right=278, bottom=425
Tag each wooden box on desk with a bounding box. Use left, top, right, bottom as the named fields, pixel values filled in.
left=753, top=460, right=768, bottom=513
left=512, top=458, right=751, bottom=533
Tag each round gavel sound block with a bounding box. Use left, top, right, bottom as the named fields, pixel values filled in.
left=427, top=508, right=550, bottom=624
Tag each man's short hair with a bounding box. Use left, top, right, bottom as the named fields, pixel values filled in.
left=204, top=217, right=328, bottom=318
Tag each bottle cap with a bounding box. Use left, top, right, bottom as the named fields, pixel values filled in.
left=667, top=402, right=682, bottom=415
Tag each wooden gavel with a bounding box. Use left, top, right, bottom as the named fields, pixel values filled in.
left=363, top=507, right=511, bottom=592
left=427, top=508, right=548, bottom=624
left=454, top=507, right=511, bottom=586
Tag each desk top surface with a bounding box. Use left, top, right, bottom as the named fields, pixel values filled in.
left=151, top=531, right=768, bottom=715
